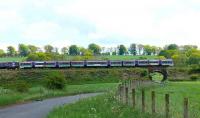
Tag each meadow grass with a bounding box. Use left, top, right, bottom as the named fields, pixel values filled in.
left=0, top=57, right=26, bottom=62
left=134, top=81, right=200, bottom=118
left=0, top=83, right=118, bottom=107
left=47, top=92, right=160, bottom=118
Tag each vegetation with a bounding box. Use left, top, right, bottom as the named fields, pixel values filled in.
left=0, top=83, right=118, bottom=107
left=45, top=72, right=66, bottom=90
left=133, top=82, right=200, bottom=118
left=47, top=92, right=158, bottom=118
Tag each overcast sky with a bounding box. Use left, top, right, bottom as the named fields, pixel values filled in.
left=0, top=0, right=200, bottom=50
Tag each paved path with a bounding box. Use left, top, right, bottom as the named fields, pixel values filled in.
left=0, top=93, right=100, bottom=118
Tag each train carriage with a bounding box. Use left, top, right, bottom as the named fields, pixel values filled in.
left=123, top=60, right=136, bottom=67
left=71, top=61, right=85, bottom=67
left=86, top=61, right=108, bottom=67
left=161, top=59, right=174, bottom=66
left=33, top=61, right=45, bottom=68
left=110, top=60, right=122, bottom=67
left=148, top=60, right=160, bottom=66
left=20, top=62, right=32, bottom=69
left=138, top=60, right=149, bottom=66
left=45, top=61, right=57, bottom=68
left=0, top=62, right=7, bottom=69
left=57, top=61, right=70, bottom=68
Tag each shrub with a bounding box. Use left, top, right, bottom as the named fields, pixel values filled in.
left=190, top=74, right=200, bottom=81
left=45, top=72, right=66, bottom=90
left=15, top=80, right=29, bottom=93
left=140, top=70, right=148, bottom=77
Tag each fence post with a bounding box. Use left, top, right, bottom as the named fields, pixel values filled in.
left=119, top=85, right=123, bottom=102
left=152, top=91, right=156, bottom=114
left=132, top=89, right=135, bottom=109
left=183, top=98, right=189, bottom=118
left=125, top=87, right=129, bottom=105
left=142, top=89, right=145, bottom=112
left=165, top=94, right=169, bottom=118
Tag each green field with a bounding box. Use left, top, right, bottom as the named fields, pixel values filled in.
left=0, top=57, right=26, bottom=62
left=134, top=82, right=200, bottom=118
left=47, top=82, right=200, bottom=118
left=0, top=83, right=118, bottom=107
left=47, top=92, right=158, bottom=118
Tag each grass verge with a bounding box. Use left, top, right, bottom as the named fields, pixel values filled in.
left=47, top=92, right=160, bottom=118
left=0, top=83, right=118, bottom=107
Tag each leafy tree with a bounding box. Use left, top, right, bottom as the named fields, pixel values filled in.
left=130, top=43, right=137, bottom=55
left=182, top=45, right=198, bottom=51
left=167, top=44, right=178, bottom=50
left=188, top=52, right=200, bottom=65
left=143, top=45, right=153, bottom=55
left=18, top=44, right=30, bottom=57
left=88, top=43, right=101, bottom=55
left=27, top=52, right=51, bottom=61
left=7, top=46, right=16, bottom=57
left=159, top=50, right=178, bottom=58
left=172, top=54, right=188, bottom=66
left=44, top=45, right=54, bottom=53
left=69, top=45, right=80, bottom=55
left=0, top=49, right=5, bottom=57
left=118, top=45, right=127, bottom=55
left=28, top=45, right=38, bottom=53
left=61, top=47, right=68, bottom=55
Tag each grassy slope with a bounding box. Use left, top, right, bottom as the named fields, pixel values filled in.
left=47, top=92, right=159, bottom=118
left=48, top=82, right=200, bottom=118
left=0, top=57, right=26, bottom=62
left=137, top=82, right=200, bottom=118
left=0, top=83, right=118, bottom=107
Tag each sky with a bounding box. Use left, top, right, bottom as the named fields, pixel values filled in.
left=0, top=0, right=200, bottom=50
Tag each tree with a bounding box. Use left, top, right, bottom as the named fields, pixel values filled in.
left=7, top=46, right=16, bottom=57
left=0, top=49, right=5, bottom=57
left=28, top=45, right=38, bottom=54
left=44, top=45, right=54, bottom=53
left=88, top=43, right=101, bottom=55
left=172, top=54, right=188, bottom=66
left=18, top=44, right=30, bottom=57
left=27, top=52, right=51, bottom=61
left=130, top=43, right=137, bottom=55
left=118, top=45, right=127, bottom=55
left=188, top=52, right=200, bottom=65
left=167, top=44, right=178, bottom=50
left=61, top=47, right=68, bottom=55
left=69, top=45, right=80, bottom=55
left=143, top=45, right=153, bottom=55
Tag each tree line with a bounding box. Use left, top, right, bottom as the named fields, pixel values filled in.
left=0, top=43, right=199, bottom=66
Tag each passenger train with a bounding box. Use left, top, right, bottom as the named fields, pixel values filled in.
left=0, top=59, right=173, bottom=69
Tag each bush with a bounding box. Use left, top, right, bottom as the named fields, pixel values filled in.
left=45, top=72, right=66, bottom=90
left=190, top=74, right=200, bottom=81
left=15, top=80, right=29, bottom=93
left=140, top=70, right=148, bottom=77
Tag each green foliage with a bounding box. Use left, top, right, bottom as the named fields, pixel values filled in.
left=188, top=52, right=200, bottom=65
left=118, top=45, right=127, bottom=55
left=167, top=44, right=178, bottom=50
left=69, top=45, right=80, bottom=55
left=45, top=72, right=66, bottom=90
left=88, top=43, right=101, bottom=55
left=28, top=45, right=38, bottom=53
left=7, top=46, right=17, bottom=57
left=0, top=49, right=5, bottom=57
left=18, top=44, right=30, bottom=57
left=190, top=74, right=200, bottom=81
left=140, top=70, right=148, bottom=77
left=44, top=45, right=54, bottom=53
left=15, top=80, right=29, bottom=93
left=27, top=52, right=51, bottom=61
left=130, top=43, right=137, bottom=55
left=172, top=53, right=188, bottom=66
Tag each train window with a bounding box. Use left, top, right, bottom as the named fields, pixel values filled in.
left=111, top=62, right=121, bottom=64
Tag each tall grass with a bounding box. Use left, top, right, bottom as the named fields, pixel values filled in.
left=0, top=83, right=118, bottom=107
left=47, top=92, right=160, bottom=118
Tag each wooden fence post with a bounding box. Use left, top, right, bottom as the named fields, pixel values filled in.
left=183, top=98, right=189, bottom=118
left=165, top=94, right=169, bottom=118
left=132, top=89, right=135, bottom=109
left=142, top=89, right=145, bottom=112
left=152, top=91, right=156, bottom=114
left=125, top=87, right=129, bottom=105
